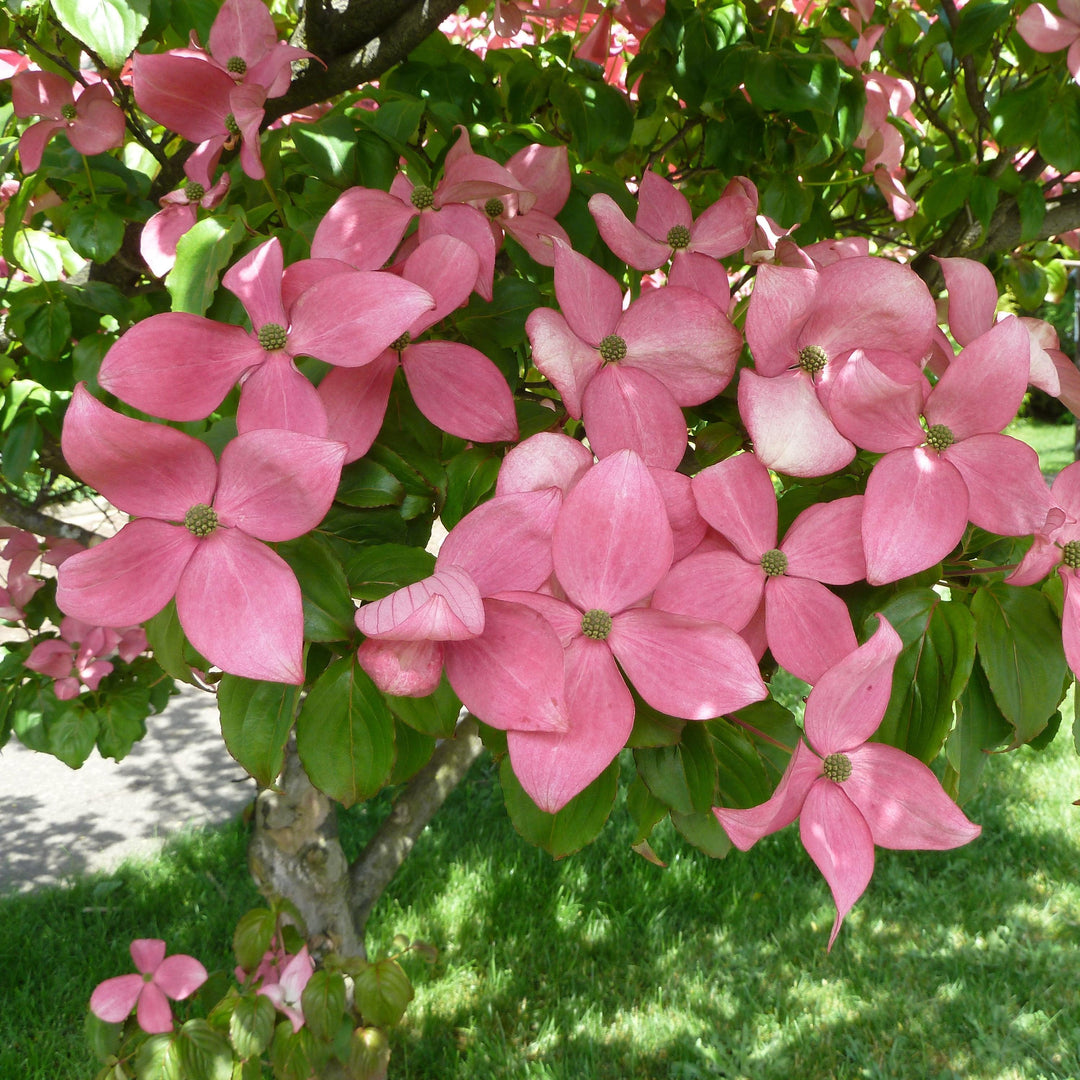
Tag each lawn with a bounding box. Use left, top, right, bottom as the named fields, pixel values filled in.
left=3, top=724, right=1079, bottom=1080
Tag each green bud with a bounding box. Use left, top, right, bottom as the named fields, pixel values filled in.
left=389, top=331, right=411, bottom=352
left=1063, top=540, right=1080, bottom=569
left=822, top=752, right=852, bottom=783
left=257, top=323, right=288, bottom=351
left=599, top=334, right=627, bottom=363
left=61, top=103, right=78, bottom=121
left=667, top=224, right=691, bottom=250
left=226, top=56, right=247, bottom=75
left=924, top=423, right=955, bottom=451
left=410, top=185, right=435, bottom=210
left=184, top=503, right=219, bottom=537
left=581, top=609, right=613, bottom=640
left=183, top=181, right=206, bottom=203
left=224, top=112, right=241, bottom=136
left=798, top=345, right=828, bottom=374
left=760, top=549, right=788, bottom=576
left=484, top=197, right=505, bottom=219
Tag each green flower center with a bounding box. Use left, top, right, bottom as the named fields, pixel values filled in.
left=667, top=224, right=691, bottom=250
left=258, top=323, right=288, bottom=351
left=599, top=334, right=627, bottom=363
left=390, top=331, right=411, bottom=352
left=184, top=503, right=219, bottom=537
left=410, top=185, right=435, bottom=210
left=183, top=181, right=206, bottom=203
left=226, top=56, right=247, bottom=75
left=581, top=609, right=613, bottom=641
left=822, top=752, right=852, bottom=783
left=484, top=197, right=505, bottom=219
left=924, top=423, right=955, bottom=451
left=1063, top=540, right=1080, bottom=569
left=61, top=103, right=78, bottom=121
left=224, top=112, right=241, bottom=136
left=798, top=344, right=828, bottom=374
left=760, top=549, right=788, bottom=576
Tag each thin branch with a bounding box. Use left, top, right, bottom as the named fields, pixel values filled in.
left=348, top=716, right=484, bottom=932
left=0, top=491, right=102, bottom=545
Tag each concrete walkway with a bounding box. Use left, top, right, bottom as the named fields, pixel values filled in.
left=0, top=683, right=254, bottom=894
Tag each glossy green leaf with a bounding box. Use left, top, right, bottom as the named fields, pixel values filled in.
left=233, top=908, right=277, bottom=973
left=972, top=583, right=1068, bottom=746
left=386, top=674, right=461, bottom=738
left=95, top=685, right=150, bottom=762
left=218, top=675, right=299, bottom=787
left=945, top=662, right=1013, bottom=804
left=626, top=774, right=668, bottom=845
left=275, top=534, right=356, bottom=642
left=51, top=0, right=150, bottom=70
left=296, top=655, right=396, bottom=807
left=671, top=808, right=732, bottom=859
left=229, top=994, right=276, bottom=1061
left=353, top=957, right=414, bottom=1028
left=867, top=589, right=976, bottom=762
left=634, top=721, right=716, bottom=815
left=67, top=204, right=125, bottom=262
left=166, top=216, right=243, bottom=316
left=500, top=756, right=619, bottom=857
left=441, top=448, right=501, bottom=530
left=345, top=542, right=436, bottom=601
left=300, top=970, right=347, bottom=1043
left=389, top=718, right=435, bottom=783
left=174, top=1019, right=232, bottom=1080
left=335, top=458, right=406, bottom=509
left=23, top=302, right=71, bottom=361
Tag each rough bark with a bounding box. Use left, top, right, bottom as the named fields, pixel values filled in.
left=0, top=492, right=101, bottom=546
left=249, top=717, right=484, bottom=961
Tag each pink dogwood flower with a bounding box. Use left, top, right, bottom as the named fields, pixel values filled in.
left=0, top=528, right=46, bottom=619
left=25, top=616, right=145, bottom=699
left=715, top=616, right=981, bottom=949
left=90, top=939, right=208, bottom=1034
left=99, top=236, right=434, bottom=434
left=828, top=317, right=1052, bottom=584
left=588, top=171, right=757, bottom=272
left=12, top=70, right=125, bottom=173
left=652, top=453, right=865, bottom=683
left=501, top=451, right=767, bottom=812
left=256, top=945, right=315, bottom=1033
left=1017, top=1, right=1080, bottom=81
left=56, top=386, right=345, bottom=684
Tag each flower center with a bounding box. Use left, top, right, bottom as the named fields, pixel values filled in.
left=226, top=56, right=247, bottom=75
left=183, top=181, right=206, bottom=203
left=581, top=609, right=613, bottom=640
left=924, top=423, right=955, bottom=451
left=760, top=549, right=788, bottom=576
left=61, top=103, right=78, bottom=121
left=390, top=331, right=411, bottom=352
left=667, top=224, right=691, bottom=250
left=410, top=185, right=434, bottom=210
left=484, top=197, right=505, bottom=219
left=797, top=344, right=828, bottom=374
left=599, top=334, right=627, bottom=363
left=184, top=503, right=219, bottom=537
left=258, top=323, right=288, bottom=351
left=1063, top=540, right=1080, bottom=569
left=224, top=112, right=241, bottom=136
left=822, top=752, right=852, bottom=782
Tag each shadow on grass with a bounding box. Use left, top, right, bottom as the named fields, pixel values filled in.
left=352, top=749, right=1080, bottom=1080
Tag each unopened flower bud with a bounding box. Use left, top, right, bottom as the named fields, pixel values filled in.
left=599, top=335, right=627, bottom=363
left=184, top=503, right=219, bottom=537
left=925, top=423, right=955, bottom=451
left=183, top=181, right=206, bottom=203
left=798, top=345, right=828, bottom=374
left=224, top=112, right=241, bottom=136
left=822, top=752, right=852, bottom=782
left=760, top=549, right=788, bottom=576
left=484, top=197, right=505, bottom=218
left=226, top=56, right=247, bottom=75
left=581, top=609, right=613, bottom=640
left=390, top=331, right=411, bottom=352
left=258, top=323, right=288, bottom=351
left=410, top=185, right=434, bottom=210
left=61, top=103, right=78, bottom=122
left=667, top=224, right=691, bottom=250
left=1063, top=540, right=1080, bottom=569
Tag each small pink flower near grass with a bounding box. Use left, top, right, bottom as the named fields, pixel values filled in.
left=90, top=939, right=207, bottom=1034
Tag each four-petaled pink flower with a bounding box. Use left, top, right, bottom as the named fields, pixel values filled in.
left=12, top=70, right=125, bottom=173
left=715, top=616, right=981, bottom=950
left=90, top=939, right=208, bottom=1034
left=256, top=945, right=315, bottom=1033
left=56, top=386, right=346, bottom=684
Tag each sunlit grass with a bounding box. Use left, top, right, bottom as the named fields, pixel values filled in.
left=1008, top=415, right=1076, bottom=478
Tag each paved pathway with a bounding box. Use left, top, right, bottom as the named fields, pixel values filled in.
left=0, top=684, right=253, bottom=894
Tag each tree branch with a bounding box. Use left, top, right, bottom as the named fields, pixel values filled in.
left=0, top=491, right=102, bottom=546
left=267, top=0, right=462, bottom=122
left=348, top=716, right=484, bottom=933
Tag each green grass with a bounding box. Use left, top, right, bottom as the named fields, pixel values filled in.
left=4, top=732, right=1079, bottom=1080
left=1008, top=415, right=1077, bottom=477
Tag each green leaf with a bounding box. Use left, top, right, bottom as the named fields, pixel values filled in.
left=946, top=662, right=1014, bottom=804
left=353, top=957, right=414, bottom=1028
left=969, top=175, right=998, bottom=231
left=1017, top=182, right=1046, bottom=244
left=500, top=756, right=619, bottom=857
left=269, top=1022, right=319, bottom=1080
left=389, top=718, right=435, bottom=783
left=370, top=97, right=426, bottom=149
left=972, top=583, right=1068, bottom=746
left=47, top=702, right=99, bottom=768
left=868, top=590, right=976, bottom=762
left=174, top=1019, right=232, bottom=1080
left=744, top=50, right=840, bottom=117
left=348, top=1027, right=391, bottom=1080
left=441, top=448, right=500, bottom=530
left=952, top=0, right=1011, bottom=54
left=275, top=534, right=356, bottom=642
left=345, top=543, right=436, bottom=601
left=51, top=0, right=150, bottom=70
left=229, top=994, right=276, bottom=1061
left=2, top=414, right=42, bottom=482
left=67, top=204, right=125, bottom=261
left=166, top=217, right=243, bottom=316
left=300, top=970, right=347, bottom=1043
left=634, top=722, right=717, bottom=814
left=218, top=676, right=299, bottom=787
left=85, top=1009, right=123, bottom=1063
left=1039, top=89, right=1080, bottom=174
left=95, top=685, right=150, bottom=761
left=387, top=673, right=461, bottom=737
left=133, top=1033, right=172, bottom=1080
left=233, top=908, right=277, bottom=973
left=23, top=301, right=71, bottom=360
left=626, top=774, right=669, bottom=845
left=671, top=808, right=732, bottom=859
left=296, top=655, right=396, bottom=807
left=291, top=115, right=358, bottom=184
left=144, top=600, right=204, bottom=686
left=335, top=458, right=405, bottom=508
left=549, top=78, right=633, bottom=162
left=761, top=172, right=812, bottom=229
left=709, top=719, right=775, bottom=809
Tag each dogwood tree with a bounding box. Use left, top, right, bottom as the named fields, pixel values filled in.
left=2, top=0, right=1079, bottom=1075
